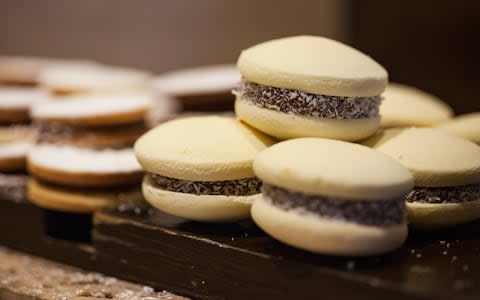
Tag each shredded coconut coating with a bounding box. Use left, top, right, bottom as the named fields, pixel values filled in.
left=406, top=184, right=480, bottom=204
left=263, top=184, right=406, bottom=227
left=233, top=79, right=381, bottom=119
left=149, top=173, right=262, bottom=196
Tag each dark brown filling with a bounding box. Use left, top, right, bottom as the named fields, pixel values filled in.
left=264, top=184, right=406, bottom=227
left=148, top=173, right=262, bottom=196
left=406, top=184, right=480, bottom=204
left=0, top=174, right=28, bottom=203
left=233, top=79, right=381, bottom=119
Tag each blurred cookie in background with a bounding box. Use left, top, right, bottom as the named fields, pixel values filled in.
left=152, top=65, right=239, bottom=112
left=380, top=83, right=453, bottom=128
left=435, top=112, right=480, bottom=144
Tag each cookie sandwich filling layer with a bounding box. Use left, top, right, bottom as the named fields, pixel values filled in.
left=263, top=184, right=406, bottom=226
left=406, top=184, right=480, bottom=204
left=147, top=173, right=262, bottom=196
left=233, top=80, right=381, bottom=119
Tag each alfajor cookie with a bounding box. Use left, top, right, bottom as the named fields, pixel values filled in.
left=251, top=138, right=413, bottom=256
left=39, top=64, right=150, bottom=95
left=362, top=128, right=480, bottom=228
left=234, top=35, right=387, bottom=141
left=435, top=112, right=480, bottom=144
left=135, top=116, right=276, bottom=222
left=31, top=93, right=152, bottom=148
left=28, top=178, right=143, bottom=213
left=153, top=65, right=240, bottom=112
left=0, top=86, right=46, bottom=123
left=0, top=56, right=96, bottom=86
left=380, top=83, right=453, bottom=127
left=28, top=144, right=143, bottom=188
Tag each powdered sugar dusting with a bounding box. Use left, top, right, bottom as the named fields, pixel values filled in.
left=28, top=144, right=141, bottom=173
left=0, top=141, right=31, bottom=158
left=0, top=86, right=46, bottom=109
left=31, top=93, right=153, bottom=119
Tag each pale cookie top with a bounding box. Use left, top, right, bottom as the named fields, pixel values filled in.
left=153, top=64, right=240, bottom=96
left=362, top=128, right=480, bottom=187
left=0, top=86, right=46, bottom=109
left=28, top=144, right=141, bottom=174
left=237, top=35, right=388, bottom=97
left=31, top=92, right=152, bottom=123
left=253, top=137, right=413, bottom=200
left=0, top=141, right=31, bottom=159
left=380, top=83, right=453, bottom=127
left=39, top=64, right=150, bottom=93
left=435, top=112, right=480, bottom=144
left=135, top=116, right=276, bottom=181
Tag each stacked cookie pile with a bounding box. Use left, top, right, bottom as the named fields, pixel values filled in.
left=27, top=64, right=152, bottom=214
left=135, top=35, right=480, bottom=257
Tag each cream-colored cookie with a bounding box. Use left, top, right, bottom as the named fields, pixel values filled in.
left=254, top=138, right=413, bottom=200
left=407, top=200, right=480, bottom=229
left=380, top=83, right=453, bottom=127
left=142, top=176, right=255, bottom=222
left=31, top=92, right=152, bottom=126
left=238, top=35, right=387, bottom=97
left=0, top=87, right=46, bottom=122
left=39, top=64, right=150, bottom=94
left=361, top=128, right=480, bottom=187
left=28, top=144, right=142, bottom=187
left=252, top=197, right=407, bottom=256
left=435, top=112, right=480, bottom=144
left=0, top=141, right=31, bottom=171
left=235, top=97, right=380, bottom=141
left=28, top=179, right=143, bottom=213
left=135, top=116, right=276, bottom=181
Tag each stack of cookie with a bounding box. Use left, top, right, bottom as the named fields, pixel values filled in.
left=0, top=87, right=43, bottom=202
left=27, top=65, right=153, bottom=234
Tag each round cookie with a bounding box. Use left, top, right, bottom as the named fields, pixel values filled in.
left=31, top=92, right=152, bottom=148
left=135, top=116, right=276, bottom=222
left=28, top=179, right=143, bottom=213
left=234, top=35, right=387, bottom=141
left=252, top=138, right=413, bottom=256
left=0, top=87, right=46, bottom=123
left=435, top=112, right=480, bottom=144
left=0, top=141, right=32, bottom=171
left=0, top=56, right=96, bottom=86
left=362, top=128, right=480, bottom=228
left=28, top=144, right=143, bottom=187
left=39, top=64, right=150, bottom=95
left=380, top=83, right=453, bottom=127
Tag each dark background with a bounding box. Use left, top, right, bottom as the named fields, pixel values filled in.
left=1, top=0, right=478, bottom=113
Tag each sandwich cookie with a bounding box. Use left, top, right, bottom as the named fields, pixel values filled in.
left=0, top=56, right=96, bottom=86
left=0, top=141, right=32, bottom=203
left=39, top=64, right=150, bottom=95
left=31, top=93, right=152, bottom=148
left=435, top=112, right=480, bottom=144
left=28, top=179, right=143, bottom=213
left=135, top=116, right=276, bottom=222
left=234, top=35, right=387, bottom=141
left=380, top=83, right=453, bottom=128
left=251, top=138, right=413, bottom=256
left=0, top=87, right=46, bottom=123
left=153, top=65, right=240, bottom=112
left=28, top=144, right=142, bottom=188
left=362, top=128, right=480, bottom=228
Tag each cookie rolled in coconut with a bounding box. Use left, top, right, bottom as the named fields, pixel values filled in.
left=234, top=35, right=387, bottom=141
left=252, top=138, right=413, bottom=256
left=135, top=116, right=276, bottom=222
left=362, top=128, right=480, bottom=228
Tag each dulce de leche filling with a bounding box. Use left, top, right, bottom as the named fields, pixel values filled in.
left=147, top=173, right=262, bottom=196
left=263, top=184, right=406, bottom=227
left=233, top=79, right=381, bottom=119
left=406, top=184, right=480, bottom=204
